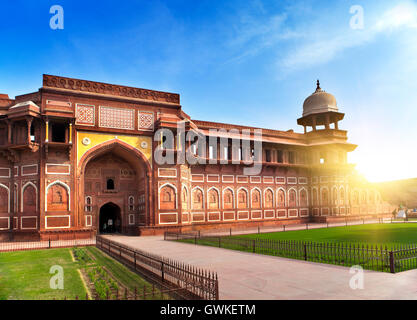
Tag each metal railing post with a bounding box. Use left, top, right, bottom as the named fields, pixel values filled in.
left=304, top=244, right=307, bottom=261
left=389, top=251, right=395, bottom=273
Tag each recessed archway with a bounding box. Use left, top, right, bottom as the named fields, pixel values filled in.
left=99, top=202, right=121, bottom=233
left=78, top=139, right=153, bottom=230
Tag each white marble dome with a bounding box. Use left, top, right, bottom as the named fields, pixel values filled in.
left=302, top=80, right=338, bottom=117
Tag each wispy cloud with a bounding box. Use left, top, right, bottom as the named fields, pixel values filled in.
left=279, top=1, right=417, bottom=72
left=225, top=12, right=292, bottom=64
left=224, top=1, right=417, bottom=71
left=375, top=2, right=417, bottom=31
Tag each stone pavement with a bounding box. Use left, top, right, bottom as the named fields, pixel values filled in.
left=103, top=234, right=417, bottom=300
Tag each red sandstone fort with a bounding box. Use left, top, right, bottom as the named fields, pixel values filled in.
left=0, top=75, right=393, bottom=241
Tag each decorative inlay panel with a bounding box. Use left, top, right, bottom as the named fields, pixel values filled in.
left=138, top=111, right=154, bottom=131
left=76, top=104, right=95, bottom=126
left=99, top=106, right=134, bottom=130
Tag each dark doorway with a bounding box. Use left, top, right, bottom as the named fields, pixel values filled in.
left=99, top=202, right=121, bottom=233
left=106, top=178, right=115, bottom=190
left=51, top=122, right=66, bottom=142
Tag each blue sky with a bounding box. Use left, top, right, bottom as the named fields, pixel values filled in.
left=1, top=0, right=417, bottom=182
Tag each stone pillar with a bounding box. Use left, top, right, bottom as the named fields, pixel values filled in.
left=69, top=122, right=73, bottom=144
left=45, top=119, right=49, bottom=143
left=26, top=117, right=33, bottom=144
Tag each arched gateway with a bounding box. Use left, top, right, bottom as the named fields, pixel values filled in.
left=78, top=140, right=153, bottom=235
left=99, top=202, right=121, bottom=233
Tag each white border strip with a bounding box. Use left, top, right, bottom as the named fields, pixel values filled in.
left=45, top=215, right=70, bottom=229
left=21, top=216, right=38, bottom=230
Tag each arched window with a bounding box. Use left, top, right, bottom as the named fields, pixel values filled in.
left=0, top=185, right=8, bottom=213
left=332, top=188, right=338, bottom=205
left=264, top=189, right=273, bottom=208
left=46, top=182, right=69, bottom=211
left=321, top=189, right=329, bottom=206
left=300, top=189, right=308, bottom=207
left=361, top=191, right=367, bottom=204
left=223, top=189, right=234, bottom=209
left=192, top=188, right=204, bottom=210
left=85, top=196, right=92, bottom=212
left=22, top=182, right=38, bottom=213
left=289, top=189, right=297, bottom=207
left=352, top=190, right=359, bottom=205
left=277, top=189, right=285, bottom=207
left=238, top=189, right=248, bottom=209
left=369, top=190, right=375, bottom=204
left=107, top=179, right=115, bottom=190
left=312, top=188, right=318, bottom=206
left=251, top=189, right=261, bottom=209
left=128, top=196, right=135, bottom=211
left=340, top=188, right=345, bottom=205
left=182, top=187, right=188, bottom=210
left=208, top=188, right=219, bottom=209
left=159, top=185, right=176, bottom=210
left=14, top=184, right=18, bottom=212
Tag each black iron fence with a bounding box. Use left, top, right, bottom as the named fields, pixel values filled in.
left=165, top=232, right=417, bottom=273
left=96, top=236, right=218, bottom=300
left=0, top=238, right=95, bottom=252
left=175, top=218, right=394, bottom=239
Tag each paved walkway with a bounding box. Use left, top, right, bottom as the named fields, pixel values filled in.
left=103, top=234, right=417, bottom=300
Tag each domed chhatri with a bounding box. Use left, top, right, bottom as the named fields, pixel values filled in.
left=302, top=80, right=338, bottom=117
left=297, top=80, right=345, bottom=133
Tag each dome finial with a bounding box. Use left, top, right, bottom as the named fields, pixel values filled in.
left=315, top=79, right=323, bottom=93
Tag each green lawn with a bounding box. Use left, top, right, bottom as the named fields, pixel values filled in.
left=0, top=248, right=86, bottom=300
left=177, top=223, right=417, bottom=273
left=0, top=246, right=163, bottom=300
left=236, top=223, right=417, bottom=247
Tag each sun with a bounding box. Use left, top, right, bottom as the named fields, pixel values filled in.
left=351, top=153, right=416, bottom=183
